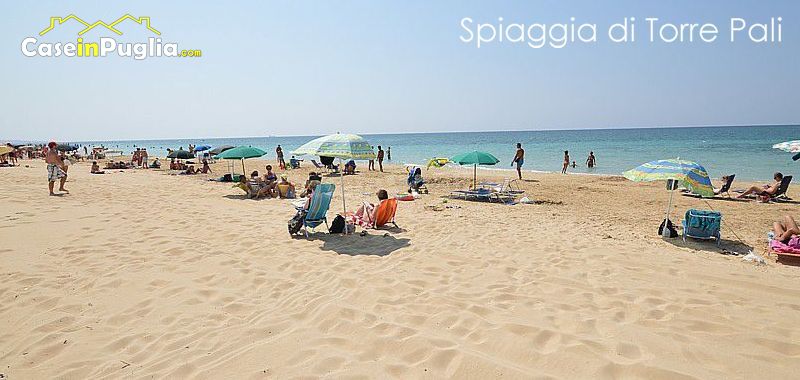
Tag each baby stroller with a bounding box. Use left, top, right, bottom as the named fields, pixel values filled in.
left=407, top=166, right=428, bottom=194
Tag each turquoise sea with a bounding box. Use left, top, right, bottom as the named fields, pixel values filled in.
left=66, top=125, right=799, bottom=181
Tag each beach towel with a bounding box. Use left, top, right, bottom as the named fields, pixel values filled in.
left=770, top=238, right=800, bottom=254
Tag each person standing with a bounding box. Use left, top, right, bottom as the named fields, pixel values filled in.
left=387, top=147, right=391, bottom=161
left=45, top=141, right=68, bottom=195
left=562, top=150, right=570, bottom=174
left=377, top=145, right=385, bottom=172
left=141, top=148, right=149, bottom=168
left=586, top=151, right=596, bottom=168
left=511, top=143, right=525, bottom=180
left=368, top=146, right=375, bottom=171
left=276, top=145, right=286, bottom=170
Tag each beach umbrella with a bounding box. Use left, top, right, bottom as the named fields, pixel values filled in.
left=56, top=144, right=78, bottom=152
left=772, top=140, right=800, bottom=161
left=216, top=146, right=267, bottom=175
left=194, top=145, right=212, bottom=152
left=623, top=158, right=714, bottom=237
left=0, top=146, right=14, bottom=155
left=450, top=151, right=500, bottom=188
left=168, top=150, right=195, bottom=160
left=209, top=145, right=234, bottom=155
left=292, top=133, right=376, bottom=215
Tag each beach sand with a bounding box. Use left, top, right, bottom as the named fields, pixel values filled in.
left=1, top=158, right=799, bottom=379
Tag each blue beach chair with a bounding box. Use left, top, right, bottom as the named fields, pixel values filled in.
left=681, top=209, right=722, bottom=246
left=301, top=183, right=335, bottom=237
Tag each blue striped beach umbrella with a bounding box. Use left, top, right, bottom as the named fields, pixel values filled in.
left=624, top=158, right=714, bottom=237
left=623, top=158, right=714, bottom=197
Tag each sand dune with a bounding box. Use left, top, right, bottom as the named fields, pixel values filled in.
left=1, top=159, right=799, bottom=379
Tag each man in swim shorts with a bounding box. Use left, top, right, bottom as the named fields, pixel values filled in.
left=511, top=143, right=524, bottom=180
left=45, top=141, right=68, bottom=195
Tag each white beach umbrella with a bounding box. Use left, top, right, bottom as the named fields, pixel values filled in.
left=292, top=133, right=376, bottom=215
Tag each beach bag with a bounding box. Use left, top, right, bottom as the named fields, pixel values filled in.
left=329, top=215, right=345, bottom=234
left=288, top=211, right=306, bottom=235
left=658, top=219, right=678, bottom=238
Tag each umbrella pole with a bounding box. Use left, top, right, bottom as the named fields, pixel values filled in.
left=473, top=164, right=477, bottom=189
left=340, top=158, right=346, bottom=213
left=241, top=159, right=246, bottom=176
left=662, top=188, right=675, bottom=238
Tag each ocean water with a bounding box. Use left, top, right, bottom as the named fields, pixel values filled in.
left=68, top=125, right=799, bottom=181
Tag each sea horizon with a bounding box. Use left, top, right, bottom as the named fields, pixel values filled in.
left=7, top=124, right=799, bottom=181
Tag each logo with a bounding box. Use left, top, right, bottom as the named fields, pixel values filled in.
left=22, top=14, right=202, bottom=60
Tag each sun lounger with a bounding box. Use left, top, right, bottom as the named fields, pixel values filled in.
left=449, top=188, right=514, bottom=203
left=681, top=209, right=722, bottom=246
left=479, top=178, right=525, bottom=195
left=735, top=176, right=793, bottom=202
left=682, top=174, right=736, bottom=199
left=311, top=159, right=325, bottom=169
left=300, top=183, right=335, bottom=237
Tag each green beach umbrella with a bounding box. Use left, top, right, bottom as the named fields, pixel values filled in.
left=623, top=158, right=714, bottom=237
left=292, top=133, right=376, bottom=216
left=450, top=151, right=500, bottom=188
left=217, top=146, right=267, bottom=175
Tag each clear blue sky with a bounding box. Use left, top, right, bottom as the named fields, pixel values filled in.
left=1, top=0, right=797, bottom=141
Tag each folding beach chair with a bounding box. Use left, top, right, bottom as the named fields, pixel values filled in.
left=373, top=198, right=399, bottom=229
left=319, top=156, right=339, bottom=173
left=311, top=159, right=325, bottom=169
left=714, top=174, right=735, bottom=197
left=301, top=183, right=335, bottom=237
left=681, top=209, right=722, bottom=246
left=768, top=175, right=793, bottom=202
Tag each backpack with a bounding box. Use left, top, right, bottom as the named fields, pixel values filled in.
left=658, top=218, right=678, bottom=238
left=329, top=215, right=345, bottom=234
left=288, top=210, right=306, bottom=235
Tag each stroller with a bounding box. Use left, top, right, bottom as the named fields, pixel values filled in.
left=407, top=166, right=428, bottom=194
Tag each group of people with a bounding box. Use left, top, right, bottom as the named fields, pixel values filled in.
left=131, top=148, right=149, bottom=168
left=367, top=146, right=387, bottom=172
left=235, top=164, right=297, bottom=199
left=510, top=143, right=598, bottom=179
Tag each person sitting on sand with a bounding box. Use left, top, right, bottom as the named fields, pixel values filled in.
left=276, top=174, right=296, bottom=199
left=773, top=215, right=800, bottom=245
left=200, top=159, right=212, bottom=174
left=150, top=158, right=161, bottom=169
left=738, top=172, right=783, bottom=199
left=184, top=165, right=199, bottom=175
left=263, top=165, right=277, bottom=184
left=344, top=160, right=356, bottom=175
left=350, top=189, right=389, bottom=228
left=90, top=161, right=105, bottom=174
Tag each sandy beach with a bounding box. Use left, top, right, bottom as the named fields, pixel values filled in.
left=1, top=158, right=799, bottom=379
